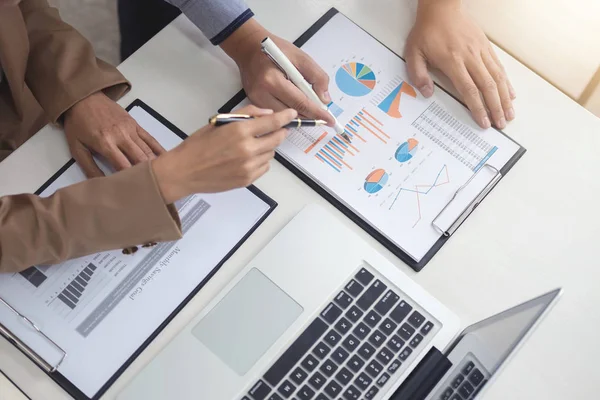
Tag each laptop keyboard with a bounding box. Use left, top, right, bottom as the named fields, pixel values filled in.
left=242, top=267, right=438, bottom=400
left=438, top=359, right=488, bottom=400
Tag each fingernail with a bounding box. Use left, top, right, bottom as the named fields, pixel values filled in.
left=496, top=116, right=507, bottom=129
left=509, top=86, right=517, bottom=100
left=324, top=91, right=332, bottom=103
left=259, top=108, right=274, bottom=114
left=419, top=84, right=433, bottom=97
left=482, top=116, right=491, bottom=129
left=506, top=107, right=515, bottom=121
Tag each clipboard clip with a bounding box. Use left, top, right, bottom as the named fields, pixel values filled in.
left=0, top=297, right=66, bottom=373
left=431, top=164, right=502, bottom=237
left=260, top=43, right=290, bottom=80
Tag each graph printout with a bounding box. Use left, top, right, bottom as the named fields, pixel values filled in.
left=276, top=14, right=522, bottom=261
left=0, top=106, right=271, bottom=398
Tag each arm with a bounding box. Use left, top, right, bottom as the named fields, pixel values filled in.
left=0, top=163, right=181, bottom=273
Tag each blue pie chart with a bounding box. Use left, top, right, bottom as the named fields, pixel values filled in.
left=364, top=169, right=389, bottom=194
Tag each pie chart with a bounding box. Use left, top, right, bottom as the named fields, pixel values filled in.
left=335, top=62, right=377, bottom=97
left=395, top=138, right=419, bottom=162
left=364, top=169, right=389, bottom=194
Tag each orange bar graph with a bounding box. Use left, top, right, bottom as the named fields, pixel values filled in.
left=305, top=132, right=327, bottom=154
left=354, top=117, right=387, bottom=144
left=360, top=113, right=390, bottom=139
left=361, top=108, right=383, bottom=126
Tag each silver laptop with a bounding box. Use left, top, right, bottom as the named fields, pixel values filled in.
left=118, top=204, right=560, bottom=400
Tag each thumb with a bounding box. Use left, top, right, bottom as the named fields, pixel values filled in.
left=298, top=54, right=331, bottom=104
left=407, top=50, right=434, bottom=98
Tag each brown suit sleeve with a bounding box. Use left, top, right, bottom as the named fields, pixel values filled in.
left=19, top=0, right=130, bottom=122
left=0, top=162, right=182, bottom=273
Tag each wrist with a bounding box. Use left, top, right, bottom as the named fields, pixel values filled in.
left=63, top=91, right=105, bottom=123
left=152, top=151, right=186, bottom=204
left=220, top=18, right=269, bottom=65
left=417, top=0, right=462, bottom=14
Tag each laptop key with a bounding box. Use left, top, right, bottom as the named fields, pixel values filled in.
left=354, top=372, right=373, bottom=391
left=357, top=342, right=376, bottom=360
left=267, top=394, right=283, bottom=400
left=440, top=387, right=453, bottom=400
left=323, top=329, right=342, bottom=347
left=450, top=394, right=461, bottom=400
left=408, top=311, right=425, bottom=328
left=355, top=268, right=374, bottom=286
left=398, top=323, right=416, bottom=340
left=290, top=367, right=308, bottom=385
left=315, top=394, right=329, bottom=400
left=342, top=385, right=361, bottom=400
left=356, top=280, right=387, bottom=311
left=264, top=318, right=327, bottom=386
left=320, top=359, right=338, bottom=377
left=296, top=385, right=315, bottom=400
left=368, top=329, right=387, bottom=348
left=308, top=371, right=326, bottom=391
left=365, top=360, right=383, bottom=378
left=277, top=380, right=296, bottom=399
left=451, top=374, right=464, bottom=389
left=334, top=317, right=353, bottom=335
left=387, top=359, right=402, bottom=374
left=331, top=347, right=350, bottom=364
left=469, top=368, right=484, bottom=387
left=379, top=318, right=398, bottom=336
left=242, top=396, right=251, bottom=400
left=409, top=334, right=424, bottom=348
left=321, top=303, right=343, bottom=324
left=301, top=354, right=319, bottom=372
left=364, top=310, right=382, bottom=328
left=472, top=379, right=488, bottom=398
left=458, top=381, right=474, bottom=398
left=249, top=380, right=271, bottom=400
left=353, top=322, right=371, bottom=340
left=376, top=372, right=391, bottom=387
left=345, top=279, right=364, bottom=297
left=342, top=334, right=360, bottom=352
left=461, top=361, right=475, bottom=375
left=334, top=291, right=353, bottom=310
left=312, top=342, right=331, bottom=360
left=399, top=347, right=413, bottom=361
left=345, top=305, right=364, bottom=323
left=324, top=380, right=343, bottom=397
left=376, top=348, right=393, bottom=365
left=387, top=335, right=405, bottom=352
left=389, top=301, right=413, bottom=324
left=364, top=386, right=379, bottom=399
left=335, top=367, right=355, bottom=386
left=421, top=321, right=434, bottom=336
left=347, top=355, right=366, bottom=373
left=374, top=290, right=400, bottom=316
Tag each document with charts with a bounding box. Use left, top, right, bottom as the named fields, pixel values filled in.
left=264, top=12, right=523, bottom=266
left=0, top=103, right=274, bottom=399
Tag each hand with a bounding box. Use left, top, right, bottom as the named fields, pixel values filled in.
left=63, top=91, right=165, bottom=177
left=405, top=0, right=516, bottom=129
left=220, top=19, right=334, bottom=125
left=152, top=106, right=297, bottom=204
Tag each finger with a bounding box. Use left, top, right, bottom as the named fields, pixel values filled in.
left=255, top=128, right=287, bottom=153
left=119, top=138, right=150, bottom=164
left=250, top=93, right=288, bottom=112
left=133, top=135, right=157, bottom=160
left=236, top=105, right=275, bottom=117
left=103, top=142, right=132, bottom=171
left=482, top=51, right=515, bottom=122
left=241, top=108, right=298, bottom=138
left=249, top=162, right=272, bottom=185
left=271, top=78, right=334, bottom=125
left=489, top=48, right=516, bottom=100
left=295, top=53, right=332, bottom=104
left=71, top=141, right=105, bottom=178
left=137, top=126, right=166, bottom=156
left=447, top=63, right=491, bottom=129
left=465, top=57, right=506, bottom=129
left=406, top=48, right=434, bottom=97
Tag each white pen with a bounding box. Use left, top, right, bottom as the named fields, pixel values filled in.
left=261, top=37, right=350, bottom=142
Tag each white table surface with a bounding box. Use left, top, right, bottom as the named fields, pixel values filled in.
left=1, top=1, right=599, bottom=399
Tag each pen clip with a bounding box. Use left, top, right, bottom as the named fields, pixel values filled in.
left=261, top=46, right=289, bottom=80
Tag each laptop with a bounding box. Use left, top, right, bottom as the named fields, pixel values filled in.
left=117, top=204, right=560, bottom=400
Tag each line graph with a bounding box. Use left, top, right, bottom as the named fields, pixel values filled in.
left=389, top=165, right=451, bottom=228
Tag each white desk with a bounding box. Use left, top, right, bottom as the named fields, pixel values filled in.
left=1, top=1, right=599, bottom=399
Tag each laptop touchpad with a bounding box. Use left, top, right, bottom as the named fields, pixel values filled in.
left=192, top=268, right=303, bottom=376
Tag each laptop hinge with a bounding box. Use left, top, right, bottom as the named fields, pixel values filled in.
left=389, top=347, right=452, bottom=400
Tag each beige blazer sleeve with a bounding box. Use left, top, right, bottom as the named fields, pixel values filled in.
left=0, top=162, right=182, bottom=273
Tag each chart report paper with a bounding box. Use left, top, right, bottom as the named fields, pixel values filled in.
left=239, top=12, right=522, bottom=264
left=0, top=104, right=273, bottom=398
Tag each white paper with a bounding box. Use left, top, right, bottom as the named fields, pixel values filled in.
left=249, top=14, right=521, bottom=261
left=0, top=106, right=271, bottom=397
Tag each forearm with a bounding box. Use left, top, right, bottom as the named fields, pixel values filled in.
left=0, top=163, right=181, bottom=273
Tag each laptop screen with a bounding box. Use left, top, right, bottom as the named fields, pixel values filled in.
left=455, top=289, right=560, bottom=374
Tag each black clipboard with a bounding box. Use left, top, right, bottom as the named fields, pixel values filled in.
left=219, top=8, right=526, bottom=272
left=1, top=99, right=277, bottom=400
